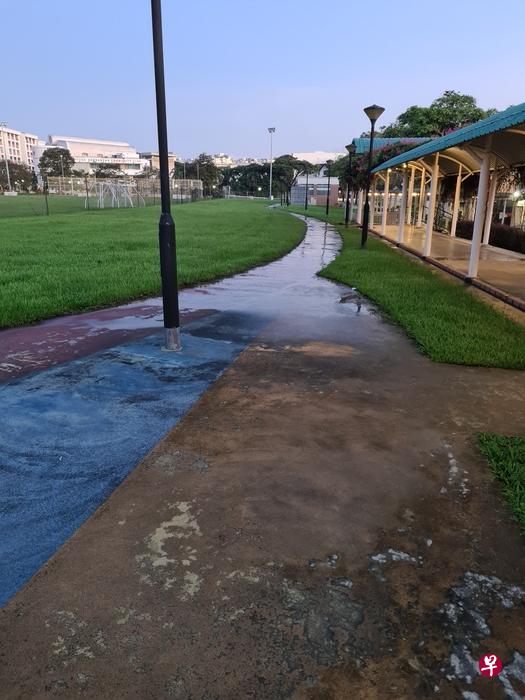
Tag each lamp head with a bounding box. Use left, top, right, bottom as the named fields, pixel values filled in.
left=326, top=159, right=334, bottom=166
left=363, top=104, right=385, bottom=124
left=268, top=127, right=276, bottom=134
left=345, top=143, right=356, bottom=156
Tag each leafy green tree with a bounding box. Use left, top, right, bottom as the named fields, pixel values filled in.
left=379, top=91, right=496, bottom=137
left=222, top=163, right=269, bottom=195
left=183, top=154, right=221, bottom=191
left=334, top=142, right=421, bottom=193
left=39, top=147, right=75, bottom=176
left=0, top=162, right=33, bottom=191
left=272, top=155, right=311, bottom=191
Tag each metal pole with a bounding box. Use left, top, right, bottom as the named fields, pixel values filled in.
left=361, top=122, right=376, bottom=247
left=85, top=174, right=90, bottom=210
left=268, top=127, right=275, bottom=200
left=0, top=124, right=12, bottom=191
left=345, top=154, right=353, bottom=228
left=325, top=161, right=332, bottom=217
left=44, top=177, right=49, bottom=216
left=151, top=0, right=181, bottom=351
left=304, top=170, right=309, bottom=210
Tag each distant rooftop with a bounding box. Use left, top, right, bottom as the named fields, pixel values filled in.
left=49, top=135, right=132, bottom=147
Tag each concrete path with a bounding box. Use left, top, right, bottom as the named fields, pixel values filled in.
left=0, top=217, right=348, bottom=605
left=1, top=216, right=525, bottom=699
left=376, top=224, right=525, bottom=304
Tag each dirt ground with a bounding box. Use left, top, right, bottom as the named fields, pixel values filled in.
left=1, top=301, right=524, bottom=699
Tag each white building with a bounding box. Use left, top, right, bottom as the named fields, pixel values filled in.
left=213, top=153, right=235, bottom=168
left=292, top=150, right=345, bottom=165
left=47, top=136, right=149, bottom=176
left=234, top=157, right=262, bottom=166
left=0, top=124, right=43, bottom=170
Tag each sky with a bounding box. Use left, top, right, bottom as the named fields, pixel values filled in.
left=2, top=0, right=524, bottom=159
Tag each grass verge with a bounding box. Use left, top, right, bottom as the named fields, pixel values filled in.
left=478, top=433, right=525, bottom=533
left=286, top=205, right=525, bottom=368
left=0, top=200, right=304, bottom=328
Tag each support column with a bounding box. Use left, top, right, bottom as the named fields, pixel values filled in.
left=468, top=140, right=492, bottom=279
left=381, top=169, right=390, bottom=235
left=398, top=168, right=409, bottom=243
left=482, top=168, right=498, bottom=245
left=423, top=153, right=440, bottom=257
left=405, top=166, right=415, bottom=225
left=417, top=168, right=426, bottom=227
left=450, top=165, right=462, bottom=237
left=356, top=189, right=364, bottom=224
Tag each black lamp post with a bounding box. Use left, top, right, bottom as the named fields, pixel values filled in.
left=325, top=159, right=333, bottom=217
left=345, top=143, right=356, bottom=228
left=360, top=104, right=385, bottom=247
left=151, top=0, right=181, bottom=350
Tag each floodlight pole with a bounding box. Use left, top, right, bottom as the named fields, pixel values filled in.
left=151, top=0, right=181, bottom=351
left=268, top=127, right=275, bottom=200
left=1, top=123, right=12, bottom=191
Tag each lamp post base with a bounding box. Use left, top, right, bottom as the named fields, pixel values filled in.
left=163, top=327, right=182, bottom=352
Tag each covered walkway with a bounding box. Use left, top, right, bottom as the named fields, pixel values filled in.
left=365, top=102, right=525, bottom=304
left=374, top=223, right=525, bottom=304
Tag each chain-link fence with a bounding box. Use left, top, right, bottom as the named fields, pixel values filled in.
left=0, top=177, right=204, bottom=219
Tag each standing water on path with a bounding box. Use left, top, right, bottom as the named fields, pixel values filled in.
left=0, top=216, right=369, bottom=605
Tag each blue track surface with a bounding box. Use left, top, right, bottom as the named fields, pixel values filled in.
left=0, top=312, right=262, bottom=605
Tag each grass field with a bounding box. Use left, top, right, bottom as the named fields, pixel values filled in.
left=0, top=194, right=87, bottom=218
left=0, top=200, right=304, bottom=328
left=479, top=434, right=525, bottom=533
left=287, top=205, right=525, bottom=369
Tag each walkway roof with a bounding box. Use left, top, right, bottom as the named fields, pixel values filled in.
left=372, top=101, right=525, bottom=176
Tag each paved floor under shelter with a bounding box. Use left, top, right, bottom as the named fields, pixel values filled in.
left=375, top=224, right=525, bottom=304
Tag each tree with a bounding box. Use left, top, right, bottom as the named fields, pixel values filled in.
left=136, top=165, right=159, bottom=179
left=272, top=155, right=313, bottom=192
left=333, top=142, right=421, bottom=193
left=222, top=163, right=269, bottom=195
left=93, top=164, right=123, bottom=178
left=0, top=162, right=33, bottom=191
left=379, top=91, right=496, bottom=137
left=183, top=154, right=220, bottom=191
left=39, top=147, right=75, bottom=176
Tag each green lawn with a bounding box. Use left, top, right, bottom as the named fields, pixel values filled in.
left=0, top=200, right=304, bottom=328
left=287, top=205, right=525, bottom=369
left=479, top=434, right=525, bottom=533
left=0, top=194, right=86, bottom=217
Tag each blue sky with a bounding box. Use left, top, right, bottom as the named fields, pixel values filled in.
left=2, top=0, right=524, bottom=159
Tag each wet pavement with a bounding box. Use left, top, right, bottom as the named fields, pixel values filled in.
left=0, top=216, right=352, bottom=605
left=1, top=215, right=525, bottom=699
